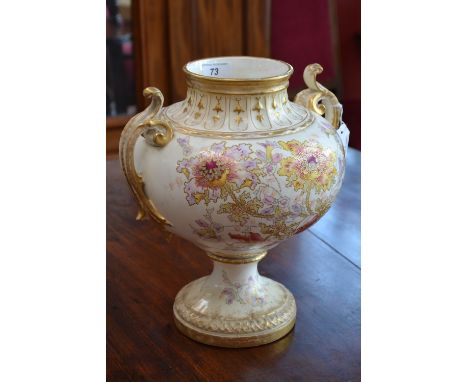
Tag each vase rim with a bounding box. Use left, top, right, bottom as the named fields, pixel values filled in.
left=183, top=56, right=293, bottom=83
left=183, top=56, right=293, bottom=95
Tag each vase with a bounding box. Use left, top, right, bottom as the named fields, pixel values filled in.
left=119, top=57, right=349, bottom=347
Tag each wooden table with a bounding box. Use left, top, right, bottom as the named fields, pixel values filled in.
left=107, top=148, right=361, bottom=381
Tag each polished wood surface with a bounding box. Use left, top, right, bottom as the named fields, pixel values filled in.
left=107, top=148, right=361, bottom=381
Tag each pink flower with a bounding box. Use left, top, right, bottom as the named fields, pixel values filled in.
left=193, top=152, right=238, bottom=189
left=177, top=142, right=258, bottom=205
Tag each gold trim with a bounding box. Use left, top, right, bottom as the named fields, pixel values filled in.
left=119, top=87, right=173, bottom=228
left=294, top=63, right=343, bottom=129
left=174, top=308, right=296, bottom=348
left=206, top=251, right=267, bottom=264
left=173, top=267, right=297, bottom=347
left=186, top=80, right=290, bottom=95
left=183, top=87, right=288, bottom=96
left=183, top=57, right=293, bottom=95
left=142, top=118, right=174, bottom=147
left=184, top=56, right=293, bottom=82
left=161, top=108, right=315, bottom=139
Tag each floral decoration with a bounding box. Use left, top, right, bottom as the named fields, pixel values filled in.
left=176, top=137, right=342, bottom=244
left=220, top=270, right=265, bottom=306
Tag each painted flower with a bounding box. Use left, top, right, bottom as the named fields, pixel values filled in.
left=259, top=219, right=296, bottom=240
left=192, top=217, right=223, bottom=240
left=177, top=136, right=193, bottom=156
left=176, top=138, right=341, bottom=244
left=190, top=208, right=224, bottom=240
left=221, top=288, right=236, bottom=304
left=256, top=141, right=283, bottom=174
left=177, top=142, right=258, bottom=205
left=313, top=198, right=333, bottom=218
left=220, top=271, right=265, bottom=306
left=295, top=198, right=333, bottom=234
left=238, top=276, right=265, bottom=306
left=277, top=140, right=338, bottom=192
left=255, top=184, right=289, bottom=215
left=256, top=141, right=282, bottom=162
left=218, top=191, right=262, bottom=225
left=193, top=153, right=236, bottom=189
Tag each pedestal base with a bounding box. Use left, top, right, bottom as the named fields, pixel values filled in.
left=173, top=257, right=296, bottom=348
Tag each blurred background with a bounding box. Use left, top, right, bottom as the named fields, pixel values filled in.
left=106, top=0, right=360, bottom=154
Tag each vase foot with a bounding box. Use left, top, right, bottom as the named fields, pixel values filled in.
left=173, top=258, right=296, bottom=348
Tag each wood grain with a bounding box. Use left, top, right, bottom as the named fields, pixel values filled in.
left=107, top=148, right=361, bottom=381
left=245, top=0, right=271, bottom=57
left=168, top=0, right=195, bottom=102
left=194, top=0, right=244, bottom=57
left=134, top=0, right=272, bottom=105
left=106, top=0, right=273, bottom=155
left=132, top=0, right=171, bottom=110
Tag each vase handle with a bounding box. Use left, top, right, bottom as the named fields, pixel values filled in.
left=294, top=63, right=343, bottom=129
left=119, top=87, right=173, bottom=228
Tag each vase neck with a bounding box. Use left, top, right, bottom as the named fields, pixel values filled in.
left=184, top=84, right=293, bottom=125
left=162, top=84, right=312, bottom=136
left=160, top=56, right=315, bottom=137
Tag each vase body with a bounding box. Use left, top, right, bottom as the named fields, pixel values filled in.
left=120, top=57, right=349, bottom=347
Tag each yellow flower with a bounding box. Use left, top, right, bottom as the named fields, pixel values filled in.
left=278, top=140, right=304, bottom=155
left=277, top=140, right=338, bottom=193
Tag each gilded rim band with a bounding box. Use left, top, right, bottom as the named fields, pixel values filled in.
left=183, top=57, right=294, bottom=95
left=206, top=251, right=267, bottom=264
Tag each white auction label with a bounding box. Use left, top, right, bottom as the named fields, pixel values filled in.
left=201, top=62, right=229, bottom=77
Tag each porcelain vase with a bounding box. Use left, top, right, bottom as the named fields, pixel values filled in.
left=119, top=56, right=349, bottom=347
